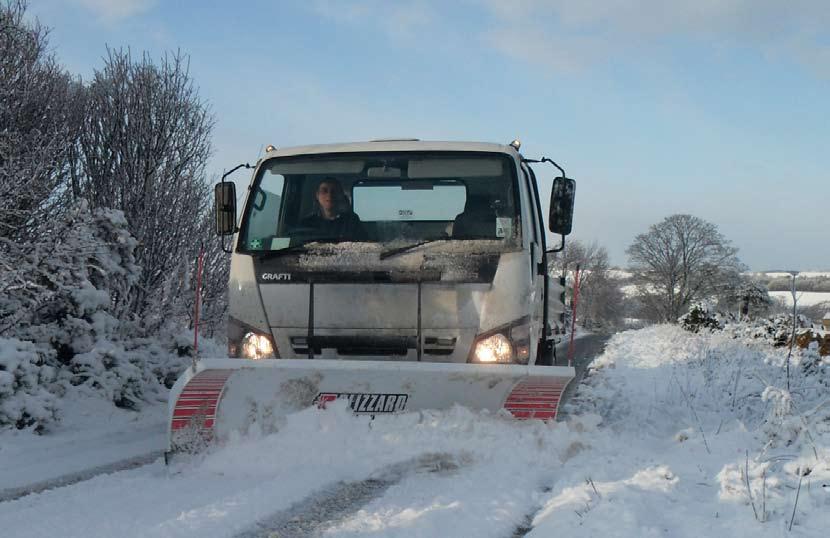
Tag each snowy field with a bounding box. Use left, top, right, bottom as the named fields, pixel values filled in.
left=1, top=326, right=828, bottom=537
left=759, top=272, right=830, bottom=279
left=620, top=287, right=830, bottom=309
left=769, top=291, right=830, bottom=308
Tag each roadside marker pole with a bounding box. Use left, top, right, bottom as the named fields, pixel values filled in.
left=567, top=264, right=581, bottom=367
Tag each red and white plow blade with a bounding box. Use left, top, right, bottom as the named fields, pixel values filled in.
left=167, top=359, right=575, bottom=452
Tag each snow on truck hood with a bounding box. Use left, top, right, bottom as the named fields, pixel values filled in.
left=252, top=241, right=521, bottom=284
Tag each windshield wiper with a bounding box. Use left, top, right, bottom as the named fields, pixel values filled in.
left=379, top=239, right=444, bottom=260
left=254, top=238, right=347, bottom=260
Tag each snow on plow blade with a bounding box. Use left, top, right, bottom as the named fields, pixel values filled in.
left=167, top=359, right=575, bottom=453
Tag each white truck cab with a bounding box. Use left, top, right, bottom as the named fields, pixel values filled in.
left=215, top=140, right=575, bottom=367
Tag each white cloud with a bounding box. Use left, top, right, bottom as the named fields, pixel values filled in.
left=477, top=0, right=830, bottom=76
left=310, top=0, right=436, bottom=39
left=485, top=27, right=604, bottom=74
left=308, top=0, right=830, bottom=76
left=74, top=0, right=156, bottom=24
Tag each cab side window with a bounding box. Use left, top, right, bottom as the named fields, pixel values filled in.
left=520, top=164, right=541, bottom=245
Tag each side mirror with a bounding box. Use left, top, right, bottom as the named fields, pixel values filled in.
left=549, top=177, right=575, bottom=235
left=215, top=182, right=237, bottom=236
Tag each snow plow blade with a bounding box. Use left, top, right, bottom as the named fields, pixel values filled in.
left=167, top=359, right=575, bottom=453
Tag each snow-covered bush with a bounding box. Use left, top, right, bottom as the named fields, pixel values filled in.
left=0, top=200, right=139, bottom=336
left=679, top=302, right=723, bottom=333
left=721, top=313, right=814, bottom=348
left=0, top=201, right=193, bottom=424
left=0, top=337, right=59, bottom=432
left=67, top=342, right=150, bottom=410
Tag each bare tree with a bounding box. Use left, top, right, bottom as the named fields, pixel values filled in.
left=627, top=214, right=744, bottom=323
left=550, top=240, right=625, bottom=331
left=77, top=48, right=215, bottom=329
left=147, top=209, right=230, bottom=341
left=0, top=0, right=81, bottom=242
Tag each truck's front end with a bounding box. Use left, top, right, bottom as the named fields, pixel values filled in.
left=167, top=141, right=575, bottom=453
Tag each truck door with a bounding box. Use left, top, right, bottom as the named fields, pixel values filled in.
left=520, top=162, right=547, bottom=364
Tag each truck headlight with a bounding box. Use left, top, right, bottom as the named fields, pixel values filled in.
left=469, top=317, right=531, bottom=364
left=228, top=317, right=279, bottom=359
left=473, top=333, right=513, bottom=363
left=241, top=331, right=276, bottom=360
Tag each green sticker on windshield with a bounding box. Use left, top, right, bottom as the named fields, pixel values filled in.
left=249, top=238, right=263, bottom=250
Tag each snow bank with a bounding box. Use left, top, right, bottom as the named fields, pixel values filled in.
left=530, top=325, right=830, bottom=537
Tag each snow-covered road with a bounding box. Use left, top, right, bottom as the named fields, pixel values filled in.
left=0, top=405, right=588, bottom=538
left=2, top=327, right=828, bottom=537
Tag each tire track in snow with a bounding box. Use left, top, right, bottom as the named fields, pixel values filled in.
left=508, top=486, right=553, bottom=538
left=510, top=334, right=610, bottom=536
left=555, top=333, right=611, bottom=422
left=235, top=453, right=463, bottom=538
left=0, top=450, right=164, bottom=503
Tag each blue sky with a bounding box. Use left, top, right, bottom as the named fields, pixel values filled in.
left=29, top=0, right=830, bottom=270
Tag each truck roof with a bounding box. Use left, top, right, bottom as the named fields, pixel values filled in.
left=261, top=140, right=519, bottom=159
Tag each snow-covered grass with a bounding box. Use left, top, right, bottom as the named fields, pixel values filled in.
left=1, top=326, right=827, bottom=537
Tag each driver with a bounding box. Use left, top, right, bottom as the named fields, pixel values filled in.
left=299, top=177, right=367, bottom=239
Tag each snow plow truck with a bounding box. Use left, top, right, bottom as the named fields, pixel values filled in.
left=167, top=139, right=576, bottom=455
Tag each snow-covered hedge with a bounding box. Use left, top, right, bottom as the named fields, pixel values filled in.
left=0, top=201, right=197, bottom=431
left=679, top=299, right=820, bottom=353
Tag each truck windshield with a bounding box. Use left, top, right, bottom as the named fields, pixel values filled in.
left=238, top=152, right=520, bottom=252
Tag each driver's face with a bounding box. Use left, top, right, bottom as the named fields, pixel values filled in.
left=316, top=182, right=338, bottom=212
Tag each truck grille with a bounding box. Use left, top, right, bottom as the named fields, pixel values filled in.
left=289, top=335, right=457, bottom=357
